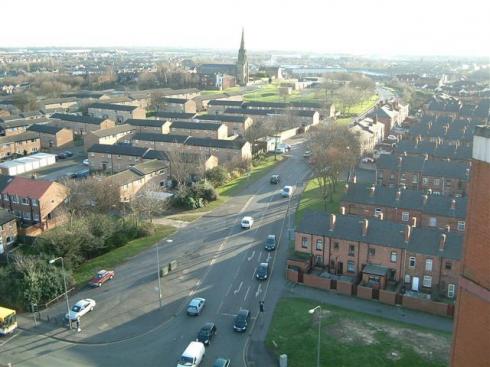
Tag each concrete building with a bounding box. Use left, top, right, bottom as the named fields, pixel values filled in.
left=88, top=103, right=146, bottom=123
left=27, top=124, right=74, bottom=148
left=0, top=153, right=56, bottom=176
left=50, top=113, right=115, bottom=135
left=0, top=132, right=40, bottom=159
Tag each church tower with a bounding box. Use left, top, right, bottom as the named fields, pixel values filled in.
left=236, top=28, right=249, bottom=86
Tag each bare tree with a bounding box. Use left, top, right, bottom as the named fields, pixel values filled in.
left=129, top=182, right=169, bottom=225
left=244, top=121, right=270, bottom=157
left=166, top=148, right=206, bottom=187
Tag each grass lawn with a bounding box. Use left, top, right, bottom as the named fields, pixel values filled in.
left=73, top=225, right=176, bottom=286
left=348, top=94, right=379, bottom=115
left=200, top=86, right=241, bottom=96
left=266, top=298, right=451, bottom=367
left=295, top=178, right=344, bottom=225
left=336, top=117, right=352, bottom=126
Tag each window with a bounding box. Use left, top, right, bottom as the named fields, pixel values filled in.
left=404, top=274, right=411, bottom=283
left=433, top=178, right=440, bottom=186
left=22, top=212, right=31, bottom=220
left=348, top=245, right=355, bottom=256
left=21, top=197, right=29, bottom=205
left=3, top=194, right=9, bottom=201
left=422, top=177, right=428, bottom=185
left=425, top=259, right=433, bottom=272
left=301, top=237, right=309, bottom=249
left=333, top=242, right=339, bottom=250
left=33, top=213, right=40, bottom=222
left=401, top=211, right=409, bottom=221
left=32, top=199, right=38, bottom=207
left=445, top=261, right=452, bottom=270
left=374, top=208, right=382, bottom=217
left=457, top=221, right=465, bottom=231
left=315, top=239, right=323, bottom=251
left=347, top=261, right=355, bottom=273
left=448, top=284, right=455, bottom=298
left=412, top=175, right=418, bottom=184
left=409, top=257, right=416, bottom=268
left=368, top=248, right=375, bottom=256
left=390, top=251, right=397, bottom=263
left=429, top=217, right=437, bottom=227
left=423, top=275, right=432, bottom=288
left=11, top=195, right=19, bottom=204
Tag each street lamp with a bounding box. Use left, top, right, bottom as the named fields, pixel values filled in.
left=49, top=257, right=71, bottom=329
left=308, top=305, right=322, bottom=367
left=156, top=239, right=173, bottom=308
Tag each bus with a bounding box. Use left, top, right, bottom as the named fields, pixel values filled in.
left=0, top=306, right=17, bottom=335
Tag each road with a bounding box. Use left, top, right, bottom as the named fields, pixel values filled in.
left=0, top=139, right=311, bottom=367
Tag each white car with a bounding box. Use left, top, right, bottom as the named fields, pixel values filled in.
left=82, top=159, right=89, bottom=166
left=280, top=186, right=293, bottom=198
left=241, top=216, right=254, bottom=229
left=65, top=298, right=96, bottom=321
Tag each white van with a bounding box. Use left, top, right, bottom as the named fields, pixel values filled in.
left=177, top=341, right=205, bottom=367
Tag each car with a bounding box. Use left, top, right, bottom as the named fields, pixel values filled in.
left=196, top=322, right=217, bottom=346
left=64, top=150, right=74, bottom=157
left=361, top=157, right=375, bottom=164
left=256, top=262, right=269, bottom=280
left=187, top=297, right=206, bottom=316
left=274, top=146, right=285, bottom=154
left=213, top=358, right=231, bottom=367
left=89, top=269, right=115, bottom=287
left=303, top=150, right=312, bottom=158
left=280, top=185, right=293, bottom=198
left=82, top=159, right=89, bottom=166
left=65, top=298, right=96, bottom=321
left=270, top=174, right=280, bottom=184
left=264, top=234, right=277, bottom=251
left=56, top=152, right=67, bottom=160
left=233, top=309, right=250, bottom=332
left=240, top=216, right=254, bottom=229
left=283, top=143, right=292, bottom=151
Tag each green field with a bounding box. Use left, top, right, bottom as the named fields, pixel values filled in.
left=266, top=298, right=451, bottom=367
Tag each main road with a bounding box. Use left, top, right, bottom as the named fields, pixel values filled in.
left=0, top=140, right=311, bottom=367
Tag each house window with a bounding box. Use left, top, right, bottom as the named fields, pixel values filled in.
left=422, top=177, right=428, bottom=185
left=348, top=245, right=355, bottom=256
left=11, top=195, right=19, bottom=204
left=401, top=211, right=409, bottom=221
left=2, top=194, right=9, bottom=201
left=32, top=199, right=38, bottom=207
left=315, top=239, right=323, bottom=251
left=409, top=257, right=416, bottom=268
left=433, top=178, right=440, bottom=186
left=22, top=212, right=31, bottom=220
left=33, top=213, right=40, bottom=222
left=412, top=175, right=418, bottom=184
left=423, top=275, right=432, bottom=288
left=425, top=259, right=433, bottom=272
left=347, top=261, right=355, bottom=273
left=21, top=197, right=29, bottom=205
left=448, top=284, right=455, bottom=298
left=333, top=242, right=339, bottom=250
left=429, top=217, right=437, bottom=227
left=301, top=237, right=309, bottom=249
left=368, top=248, right=375, bottom=256
left=445, top=261, right=452, bottom=270
left=390, top=251, right=397, bottom=263
left=374, top=208, right=382, bottom=217
left=457, top=221, right=465, bottom=231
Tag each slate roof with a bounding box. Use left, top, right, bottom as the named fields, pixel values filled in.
left=92, top=124, right=135, bottom=137
left=207, top=100, right=243, bottom=107
left=0, top=119, right=37, bottom=129
left=142, top=150, right=168, bottom=161
left=395, top=140, right=472, bottom=161
left=132, top=133, right=188, bottom=144
left=0, top=132, right=39, bottom=144
left=27, top=124, right=64, bottom=135
left=297, top=212, right=463, bottom=260
left=153, top=111, right=196, bottom=120
left=185, top=137, right=246, bottom=150
left=243, top=101, right=289, bottom=109
left=50, top=113, right=105, bottom=125
left=0, top=208, right=16, bottom=225
left=129, top=159, right=167, bottom=175
left=197, top=114, right=248, bottom=123
left=89, top=103, right=139, bottom=112
left=170, top=120, right=222, bottom=131
left=161, top=97, right=190, bottom=104
left=87, top=143, right=149, bottom=157
left=126, top=119, right=167, bottom=128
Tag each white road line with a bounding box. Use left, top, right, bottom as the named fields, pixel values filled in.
left=266, top=252, right=272, bottom=263
left=233, top=281, right=243, bottom=295
left=225, top=283, right=233, bottom=297
left=255, top=283, right=262, bottom=298
left=239, top=196, right=255, bottom=214
left=258, top=251, right=263, bottom=262
left=247, top=250, right=255, bottom=261
left=216, top=299, right=224, bottom=315
left=221, top=312, right=237, bottom=317
left=0, top=331, right=20, bottom=347
left=244, top=285, right=251, bottom=301
left=219, top=242, right=224, bottom=250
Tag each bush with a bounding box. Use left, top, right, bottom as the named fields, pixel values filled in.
left=204, top=167, right=229, bottom=187
left=170, top=182, right=218, bottom=209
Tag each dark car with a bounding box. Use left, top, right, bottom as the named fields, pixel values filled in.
left=213, top=358, right=231, bottom=367
left=196, top=322, right=217, bottom=345
left=56, top=152, right=67, bottom=160
left=270, top=174, right=280, bottom=184
left=233, top=309, right=250, bottom=332
left=64, top=151, right=74, bottom=157
left=255, top=262, right=269, bottom=280
left=264, top=234, right=276, bottom=251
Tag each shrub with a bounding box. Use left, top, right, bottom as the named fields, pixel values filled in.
left=204, top=166, right=229, bottom=187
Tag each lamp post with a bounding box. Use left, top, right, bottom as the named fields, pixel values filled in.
left=156, top=239, right=173, bottom=308
left=49, top=257, right=71, bottom=329
left=308, top=305, right=322, bottom=367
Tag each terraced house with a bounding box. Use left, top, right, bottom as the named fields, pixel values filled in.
left=50, top=113, right=115, bottom=135
left=88, top=103, right=146, bottom=123
left=83, top=124, right=136, bottom=149
left=27, top=124, right=74, bottom=148
left=168, top=120, right=228, bottom=139
left=196, top=114, right=253, bottom=136
left=0, top=132, right=40, bottom=159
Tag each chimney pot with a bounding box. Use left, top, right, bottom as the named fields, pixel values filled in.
left=439, top=233, right=447, bottom=251
left=362, top=219, right=369, bottom=236
left=404, top=224, right=411, bottom=242
left=329, top=214, right=336, bottom=231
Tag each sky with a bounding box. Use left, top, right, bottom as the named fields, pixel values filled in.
left=1, top=0, right=489, bottom=57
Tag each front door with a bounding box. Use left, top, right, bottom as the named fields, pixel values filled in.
left=338, top=262, right=343, bottom=274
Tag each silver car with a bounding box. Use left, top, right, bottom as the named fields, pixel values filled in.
left=65, top=298, right=96, bottom=321
left=187, top=297, right=206, bottom=316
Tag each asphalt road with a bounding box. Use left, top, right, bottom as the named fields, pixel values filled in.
left=0, top=139, right=311, bottom=367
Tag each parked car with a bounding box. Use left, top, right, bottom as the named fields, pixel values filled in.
left=280, top=186, right=293, bottom=198
left=65, top=298, right=96, bottom=321
left=274, top=146, right=285, bottom=154
left=256, top=262, right=269, bottom=280
left=56, top=152, right=67, bottom=160
left=270, top=174, right=280, bottom=184
left=240, top=216, right=254, bottom=229
left=303, top=150, right=312, bottom=158
left=82, top=159, right=89, bottom=166
left=177, top=341, right=205, bottom=367
left=264, top=234, right=277, bottom=251
left=70, top=169, right=90, bottom=180
left=283, top=143, right=292, bottom=152
left=187, top=297, right=206, bottom=316
left=233, top=309, right=250, bottom=332
left=213, top=358, right=231, bottom=367
left=64, top=150, right=74, bottom=157
left=196, top=322, right=217, bottom=346
left=89, top=269, right=115, bottom=287
left=361, top=157, right=375, bottom=164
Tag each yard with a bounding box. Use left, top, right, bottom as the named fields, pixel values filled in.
left=266, top=298, right=451, bottom=367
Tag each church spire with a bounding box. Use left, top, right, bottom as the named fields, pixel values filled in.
left=237, top=28, right=249, bottom=86
left=240, top=27, right=245, bottom=50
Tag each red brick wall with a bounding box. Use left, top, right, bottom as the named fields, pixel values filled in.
left=402, top=295, right=450, bottom=316
left=337, top=280, right=353, bottom=295
left=303, top=273, right=331, bottom=290
left=287, top=258, right=311, bottom=272
left=379, top=289, right=397, bottom=305
left=286, top=269, right=299, bottom=282
left=357, top=285, right=373, bottom=300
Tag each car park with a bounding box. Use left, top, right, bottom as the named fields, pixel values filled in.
left=212, top=358, right=231, bottom=367
left=233, top=309, right=250, bottom=332
left=187, top=298, right=206, bottom=316
left=255, top=262, right=269, bottom=280
left=240, top=216, right=254, bottom=229
left=280, top=185, right=293, bottom=197
left=65, top=298, right=96, bottom=321
left=270, top=174, right=280, bottom=184
left=89, top=269, right=115, bottom=287
left=196, top=322, right=217, bottom=346
left=264, top=234, right=277, bottom=251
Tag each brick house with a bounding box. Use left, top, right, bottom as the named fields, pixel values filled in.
left=407, top=116, right=476, bottom=147
left=87, top=144, right=167, bottom=173
left=160, top=98, right=197, bottom=114
left=27, top=124, right=74, bottom=148
left=153, top=111, right=197, bottom=121
left=126, top=119, right=171, bottom=134
left=375, top=155, right=470, bottom=196
left=0, top=118, right=50, bottom=136
left=295, top=211, right=462, bottom=298
left=42, top=97, right=79, bottom=112
left=207, top=99, right=243, bottom=115
left=83, top=124, right=136, bottom=149
left=169, top=120, right=228, bottom=139
left=350, top=117, right=385, bottom=154
left=50, top=113, right=115, bottom=135
left=341, top=183, right=467, bottom=232
left=88, top=103, right=146, bottom=123
left=0, top=132, right=41, bottom=160
left=0, top=176, right=68, bottom=232
left=225, top=107, right=320, bottom=128
left=0, top=208, right=17, bottom=256
left=394, top=139, right=472, bottom=162
left=196, top=114, right=253, bottom=137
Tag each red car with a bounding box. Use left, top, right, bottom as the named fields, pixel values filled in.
left=89, top=270, right=115, bottom=287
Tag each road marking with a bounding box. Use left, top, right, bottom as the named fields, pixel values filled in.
left=0, top=331, right=20, bottom=347
left=247, top=250, right=255, bottom=261
left=216, top=299, right=224, bottom=315
left=239, top=196, right=255, bottom=214
left=221, top=312, right=237, bottom=317
left=233, top=281, right=243, bottom=295
left=266, top=252, right=272, bottom=263
left=219, top=242, right=224, bottom=250
left=244, top=285, right=251, bottom=301
left=225, top=283, right=233, bottom=297
left=255, top=283, right=262, bottom=298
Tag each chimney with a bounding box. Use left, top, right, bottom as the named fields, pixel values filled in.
left=362, top=219, right=369, bottom=236
left=411, top=217, right=417, bottom=228
left=404, top=225, right=411, bottom=242
left=445, top=224, right=451, bottom=233
left=439, top=233, right=447, bottom=251
left=340, top=206, right=346, bottom=215
left=395, top=190, right=401, bottom=201
left=378, top=212, right=384, bottom=220
left=329, top=214, right=336, bottom=231
left=450, top=199, right=456, bottom=210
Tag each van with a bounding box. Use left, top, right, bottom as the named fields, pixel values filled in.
left=177, top=341, right=205, bottom=367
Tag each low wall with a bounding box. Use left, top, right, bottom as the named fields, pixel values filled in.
left=303, top=273, right=331, bottom=290
left=402, top=295, right=452, bottom=317
left=287, top=258, right=311, bottom=272
left=337, top=280, right=353, bottom=296
left=379, top=289, right=398, bottom=305
left=287, top=269, right=299, bottom=283
left=357, top=285, right=373, bottom=300
left=278, top=127, right=299, bottom=141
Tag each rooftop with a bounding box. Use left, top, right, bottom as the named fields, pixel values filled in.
left=89, top=103, right=139, bottom=112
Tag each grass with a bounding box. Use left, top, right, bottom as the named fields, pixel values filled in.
left=200, top=86, right=242, bottom=96
left=266, top=298, right=451, bottom=367
left=347, top=94, right=379, bottom=115
left=73, top=225, right=176, bottom=286
left=295, top=178, right=344, bottom=225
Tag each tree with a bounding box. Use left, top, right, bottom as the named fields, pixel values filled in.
left=307, top=125, right=360, bottom=208
left=13, top=92, right=39, bottom=112
left=244, top=121, right=270, bottom=157
left=129, top=182, right=169, bottom=225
